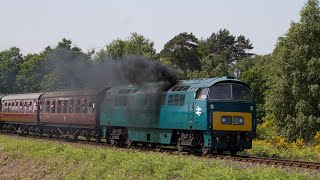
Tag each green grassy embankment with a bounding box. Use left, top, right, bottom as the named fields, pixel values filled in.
left=0, top=135, right=318, bottom=179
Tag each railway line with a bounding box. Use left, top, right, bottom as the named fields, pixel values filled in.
left=1, top=132, right=319, bottom=171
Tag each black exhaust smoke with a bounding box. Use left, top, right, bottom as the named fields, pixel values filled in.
left=42, top=49, right=178, bottom=90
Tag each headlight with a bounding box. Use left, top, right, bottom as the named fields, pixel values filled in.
left=234, top=116, right=244, bottom=125
left=221, top=116, right=232, bottom=124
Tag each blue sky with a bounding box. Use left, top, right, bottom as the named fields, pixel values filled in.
left=0, top=0, right=307, bottom=55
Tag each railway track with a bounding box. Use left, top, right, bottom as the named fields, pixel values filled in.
left=1, top=132, right=320, bottom=171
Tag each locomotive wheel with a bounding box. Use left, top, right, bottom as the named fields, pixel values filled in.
left=230, top=150, right=238, bottom=156
left=110, top=139, right=117, bottom=146
left=73, top=135, right=78, bottom=141
left=202, top=148, right=209, bottom=156
left=217, top=150, right=223, bottom=154
left=85, top=136, right=91, bottom=142
left=126, top=139, right=133, bottom=148
left=96, top=135, right=101, bottom=143
left=177, top=142, right=184, bottom=152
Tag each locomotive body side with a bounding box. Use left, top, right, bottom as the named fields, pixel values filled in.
left=100, top=76, right=256, bottom=153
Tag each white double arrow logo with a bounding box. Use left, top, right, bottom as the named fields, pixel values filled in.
left=195, top=106, right=202, bottom=116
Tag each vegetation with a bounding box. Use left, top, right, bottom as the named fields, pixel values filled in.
left=1, top=0, right=320, bottom=145
left=244, top=117, right=320, bottom=162
left=0, top=135, right=317, bottom=179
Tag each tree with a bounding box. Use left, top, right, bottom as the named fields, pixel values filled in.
left=200, top=29, right=253, bottom=77
left=94, top=33, right=157, bottom=62
left=39, top=40, right=92, bottom=91
left=0, top=47, right=24, bottom=93
left=266, top=0, right=320, bottom=141
left=160, top=32, right=201, bottom=75
left=16, top=47, right=52, bottom=92
left=240, top=55, right=271, bottom=123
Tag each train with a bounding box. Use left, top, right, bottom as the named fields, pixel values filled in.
left=0, top=76, right=256, bottom=155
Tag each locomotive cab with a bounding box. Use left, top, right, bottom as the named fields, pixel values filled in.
left=200, top=80, right=257, bottom=153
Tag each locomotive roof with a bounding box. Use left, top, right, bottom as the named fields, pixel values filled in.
left=106, top=76, right=246, bottom=94
left=42, top=89, right=103, bottom=98
left=107, top=82, right=171, bottom=94
left=2, top=93, right=43, bottom=101
left=172, top=76, right=243, bottom=91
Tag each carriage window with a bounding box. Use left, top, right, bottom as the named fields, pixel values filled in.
left=8, top=103, right=11, bottom=112
left=51, top=101, right=56, bottom=113
left=19, top=102, right=23, bottom=112
left=69, top=100, right=74, bottom=113
left=82, top=99, right=88, bottom=113
left=57, top=100, right=62, bottom=113
left=29, top=102, right=33, bottom=112
left=24, top=102, right=28, bottom=112
left=15, top=102, right=18, bottom=112
left=76, top=100, right=81, bottom=113
left=11, top=102, right=14, bottom=112
left=63, top=100, right=68, bottom=113
left=46, top=101, right=50, bottom=113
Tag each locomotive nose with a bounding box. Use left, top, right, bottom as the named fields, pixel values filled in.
left=212, top=111, right=253, bottom=131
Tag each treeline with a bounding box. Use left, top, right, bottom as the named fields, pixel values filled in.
left=1, top=0, right=320, bottom=142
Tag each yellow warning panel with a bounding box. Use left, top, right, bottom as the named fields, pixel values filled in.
left=212, top=112, right=252, bottom=131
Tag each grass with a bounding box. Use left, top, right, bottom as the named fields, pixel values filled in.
left=0, top=135, right=318, bottom=179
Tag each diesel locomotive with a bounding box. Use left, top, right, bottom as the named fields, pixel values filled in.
left=0, top=76, right=256, bottom=154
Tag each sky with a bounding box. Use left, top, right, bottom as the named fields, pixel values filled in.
left=0, top=0, right=307, bottom=55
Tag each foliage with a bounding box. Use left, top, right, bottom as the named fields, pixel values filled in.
left=160, top=32, right=201, bottom=76
left=0, top=135, right=316, bottom=179
left=95, top=32, right=157, bottom=62
left=0, top=47, right=24, bottom=93
left=199, top=29, right=253, bottom=77
left=314, top=132, right=320, bottom=143
left=39, top=47, right=92, bottom=91
left=266, top=0, right=320, bottom=141
left=246, top=139, right=320, bottom=162
left=16, top=47, right=51, bottom=92
left=256, top=116, right=277, bottom=141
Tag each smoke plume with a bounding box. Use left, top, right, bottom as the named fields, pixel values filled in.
left=42, top=49, right=178, bottom=91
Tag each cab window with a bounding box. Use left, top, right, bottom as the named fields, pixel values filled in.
left=209, top=84, right=232, bottom=100
left=196, top=88, right=209, bottom=100
left=208, top=83, right=252, bottom=101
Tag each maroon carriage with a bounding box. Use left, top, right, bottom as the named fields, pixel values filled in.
left=39, top=89, right=104, bottom=139
left=0, top=93, right=43, bottom=133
